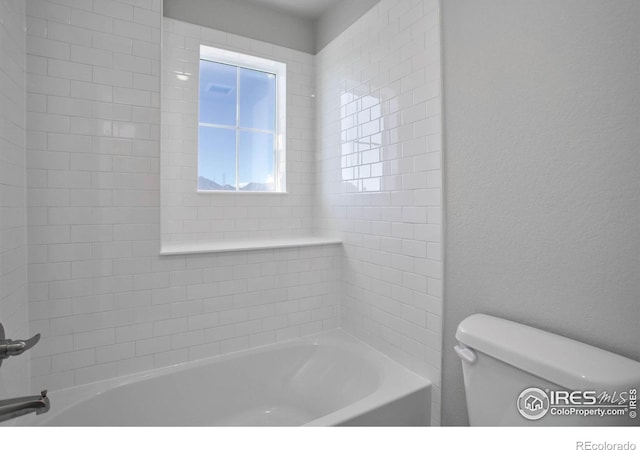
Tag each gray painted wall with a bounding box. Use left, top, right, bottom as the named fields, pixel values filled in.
left=0, top=0, right=28, bottom=398
left=315, top=0, right=379, bottom=51
left=441, top=0, right=640, bottom=425
left=163, top=0, right=315, bottom=53
left=163, top=0, right=379, bottom=54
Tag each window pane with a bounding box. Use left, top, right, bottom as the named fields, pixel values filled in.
left=239, top=67, right=276, bottom=131
left=198, top=126, right=236, bottom=190
left=238, top=131, right=274, bottom=191
left=199, top=60, right=237, bottom=126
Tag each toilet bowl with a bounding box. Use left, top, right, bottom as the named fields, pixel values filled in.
left=456, top=314, right=640, bottom=426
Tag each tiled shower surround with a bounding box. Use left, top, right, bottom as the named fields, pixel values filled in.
left=25, top=0, right=340, bottom=390
left=12, top=0, right=442, bottom=425
left=316, top=0, right=443, bottom=423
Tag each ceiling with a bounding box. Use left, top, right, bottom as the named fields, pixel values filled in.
left=245, top=0, right=342, bottom=19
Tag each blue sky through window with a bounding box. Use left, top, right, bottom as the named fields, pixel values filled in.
left=239, top=69, right=276, bottom=131
left=198, top=126, right=236, bottom=189
left=239, top=131, right=274, bottom=190
left=198, top=59, right=277, bottom=191
left=199, top=60, right=237, bottom=126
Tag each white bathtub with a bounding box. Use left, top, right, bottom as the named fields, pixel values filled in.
left=15, top=330, right=430, bottom=426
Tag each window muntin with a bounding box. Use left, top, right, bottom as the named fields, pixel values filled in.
left=198, top=46, right=286, bottom=192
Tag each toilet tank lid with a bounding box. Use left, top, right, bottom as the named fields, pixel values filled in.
left=456, top=314, right=640, bottom=390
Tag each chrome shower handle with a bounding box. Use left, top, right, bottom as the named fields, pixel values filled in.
left=1, top=334, right=41, bottom=356
left=0, top=323, right=41, bottom=367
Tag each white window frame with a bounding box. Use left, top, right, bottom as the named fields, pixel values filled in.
left=198, top=45, right=287, bottom=193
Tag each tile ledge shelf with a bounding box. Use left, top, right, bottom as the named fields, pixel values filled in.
left=160, top=236, right=343, bottom=255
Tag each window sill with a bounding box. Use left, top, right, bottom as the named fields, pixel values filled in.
left=159, top=236, right=342, bottom=256
left=196, top=190, right=288, bottom=194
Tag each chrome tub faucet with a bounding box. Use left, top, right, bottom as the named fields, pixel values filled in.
left=0, top=391, right=50, bottom=423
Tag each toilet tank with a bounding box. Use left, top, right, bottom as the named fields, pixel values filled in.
left=455, top=314, right=640, bottom=426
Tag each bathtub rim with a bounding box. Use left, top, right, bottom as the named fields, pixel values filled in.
left=15, top=328, right=431, bottom=426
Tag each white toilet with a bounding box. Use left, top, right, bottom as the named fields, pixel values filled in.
left=455, top=314, right=640, bottom=426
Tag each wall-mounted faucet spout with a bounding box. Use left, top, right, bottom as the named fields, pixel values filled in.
left=0, top=323, right=41, bottom=367
left=0, top=390, right=50, bottom=423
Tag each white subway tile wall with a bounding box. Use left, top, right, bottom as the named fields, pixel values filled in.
left=315, top=0, right=443, bottom=424
left=25, top=0, right=340, bottom=391
left=18, top=0, right=443, bottom=425
left=162, top=18, right=316, bottom=244
left=0, top=0, right=29, bottom=397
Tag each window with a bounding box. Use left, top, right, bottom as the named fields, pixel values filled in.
left=198, top=45, right=286, bottom=192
